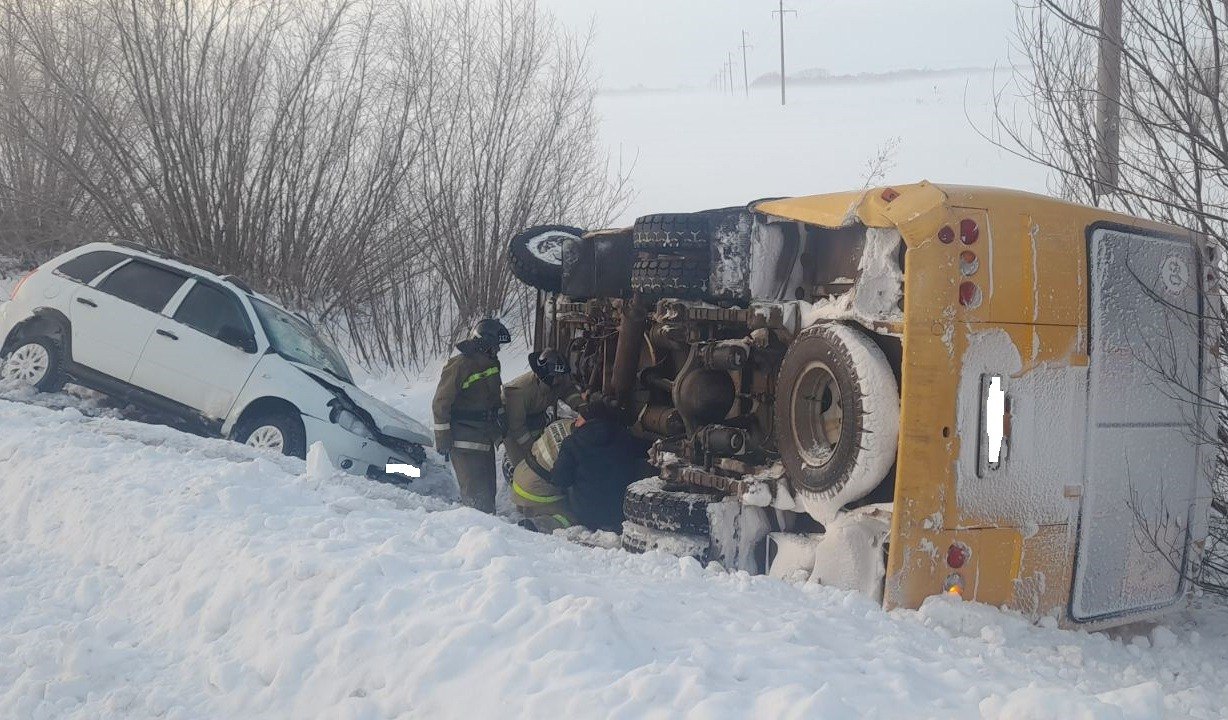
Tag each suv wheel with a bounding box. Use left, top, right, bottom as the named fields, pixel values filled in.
left=1, top=337, right=66, bottom=393
left=234, top=411, right=307, bottom=459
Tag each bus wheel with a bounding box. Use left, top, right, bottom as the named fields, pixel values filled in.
left=774, top=323, right=900, bottom=522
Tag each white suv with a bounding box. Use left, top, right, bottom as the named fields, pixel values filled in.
left=0, top=242, right=430, bottom=478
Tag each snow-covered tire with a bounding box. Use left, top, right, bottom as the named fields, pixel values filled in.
left=630, top=251, right=709, bottom=300
left=621, top=521, right=711, bottom=562
left=623, top=477, right=728, bottom=535
left=774, top=323, right=899, bottom=521
left=1, top=336, right=66, bottom=393
left=509, top=225, right=586, bottom=294
left=233, top=411, right=307, bottom=460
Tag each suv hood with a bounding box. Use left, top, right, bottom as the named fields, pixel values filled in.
left=291, top=363, right=433, bottom=447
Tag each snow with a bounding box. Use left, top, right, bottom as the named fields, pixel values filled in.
left=794, top=323, right=900, bottom=523
left=597, top=74, right=1048, bottom=225
left=5, top=388, right=1228, bottom=717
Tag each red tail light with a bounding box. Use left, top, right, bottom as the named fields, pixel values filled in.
left=881, top=188, right=900, bottom=202
left=959, top=219, right=980, bottom=244
left=959, top=281, right=982, bottom=308
left=946, top=543, right=970, bottom=569
left=959, top=251, right=979, bottom=276
left=938, top=225, right=955, bottom=244
left=9, top=271, right=35, bottom=300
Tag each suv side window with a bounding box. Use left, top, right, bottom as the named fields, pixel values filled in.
left=173, top=282, right=252, bottom=340
left=96, top=259, right=187, bottom=312
left=54, top=250, right=128, bottom=283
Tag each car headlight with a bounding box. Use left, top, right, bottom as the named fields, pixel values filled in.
left=330, top=407, right=374, bottom=439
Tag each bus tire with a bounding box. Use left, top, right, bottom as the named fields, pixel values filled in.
left=623, top=478, right=728, bottom=535
left=630, top=251, right=709, bottom=300
left=774, top=323, right=899, bottom=521
left=621, top=521, right=711, bottom=562
left=509, top=225, right=585, bottom=293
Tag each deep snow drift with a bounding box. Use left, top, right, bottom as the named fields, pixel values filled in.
left=2, top=392, right=1228, bottom=719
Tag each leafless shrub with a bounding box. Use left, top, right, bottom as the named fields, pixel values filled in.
left=0, top=0, right=628, bottom=365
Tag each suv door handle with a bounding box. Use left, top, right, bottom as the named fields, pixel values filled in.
left=156, top=329, right=179, bottom=341
left=76, top=297, right=97, bottom=308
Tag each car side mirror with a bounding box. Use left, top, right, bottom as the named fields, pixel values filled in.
left=218, top=324, right=257, bottom=354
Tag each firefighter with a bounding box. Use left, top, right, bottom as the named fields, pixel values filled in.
left=551, top=396, right=653, bottom=531
left=432, top=318, right=510, bottom=513
left=510, top=416, right=578, bottom=532
left=501, top=349, right=581, bottom=471
left=517, top=395, right=653, bottom=533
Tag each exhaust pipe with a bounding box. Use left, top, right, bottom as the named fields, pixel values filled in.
left=609, top=293, right=650, bottom=411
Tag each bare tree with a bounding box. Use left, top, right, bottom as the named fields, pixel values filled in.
left=401, top=0, right=632, bottom=340
left=1000, top=0, right=1228, bottom=592
left=0, top=0, right=627, bottom=364
left=0, top=0, right=110, bottom=268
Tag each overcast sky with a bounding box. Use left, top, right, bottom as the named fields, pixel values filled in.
left=536, top=0, right=1020, bottom=89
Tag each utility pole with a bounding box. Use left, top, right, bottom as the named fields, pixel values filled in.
left=739, top=31, right=753, bottom=97
left=1094, top=0, right=1122, bottom=194
left=727, top=52, right=736, bottom=96
left=772, top=1, right=796, bottom=106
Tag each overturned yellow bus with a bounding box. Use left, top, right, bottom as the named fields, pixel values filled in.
left=508, top=182, right=1218, bottom=629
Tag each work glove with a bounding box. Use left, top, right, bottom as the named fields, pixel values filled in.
left=435, top=428, right=452, bottom=458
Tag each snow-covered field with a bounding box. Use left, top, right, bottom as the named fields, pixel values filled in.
left=596, top=72, right=1047, bottom=225
left=2, top=71, right=1224, bottom=720
left=2, top=389, right=1228, bottom=719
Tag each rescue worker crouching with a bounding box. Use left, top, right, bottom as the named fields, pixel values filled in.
left=514, top=395, right=654, bottom=533
left=501, top=348, right=582, bottom=471
left=432, top=318, right=510, bottom=513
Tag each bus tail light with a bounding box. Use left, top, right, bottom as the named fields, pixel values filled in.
left=959, top=281, right=982, bottom=308
left=959, top=251, right=978, bottom=276
left=943, top=572, right=965, bottom=598
left=881, top=187, right=900, bottom=202
left=960, top=218, right=980, bottom=244
left=946, top=543, right=970, bottom=569
left=938, top=225, right=955, bottom=244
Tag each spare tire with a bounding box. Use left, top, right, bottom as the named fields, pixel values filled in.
left=630, top=251, right=709, bottom=300
left=508, top=225, right=585, bottom=293
left=623, top=477, right=728, bottom=535
left=774, top=323, right=900, bottom=523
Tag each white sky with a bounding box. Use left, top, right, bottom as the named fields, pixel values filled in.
left=537, top=0, right=1020, bottom=89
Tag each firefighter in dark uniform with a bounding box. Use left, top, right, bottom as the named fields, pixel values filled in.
left=501, top=349, right=582, bottom=471
left=432, top=318, right=510, bottom=513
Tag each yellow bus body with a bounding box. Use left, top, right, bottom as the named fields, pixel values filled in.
left=756, top=182, right=1215, bottom=628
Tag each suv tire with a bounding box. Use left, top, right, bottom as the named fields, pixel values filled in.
left=233, top=411, right=307, bottom=459
left=509, top=225, right=586, bottom=294
left=630, top=251, right=709, bottom=300
left=774, top=323, right=899, bottom=518
left=1, top=337, right=67, bottom=393
left=623, top=477, right=728, bottom=535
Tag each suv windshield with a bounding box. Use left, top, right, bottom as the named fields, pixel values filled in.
left=250, top=298, right=353, bottom=383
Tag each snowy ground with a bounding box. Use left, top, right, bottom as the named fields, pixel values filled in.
left=3, top=387, right=1228, bottom=719
left=1, top=72, right=1222, bottom=720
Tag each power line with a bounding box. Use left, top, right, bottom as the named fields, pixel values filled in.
left=739, top=30, right=753, bottom=97
left=772, top=1, right=797, bottom=106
